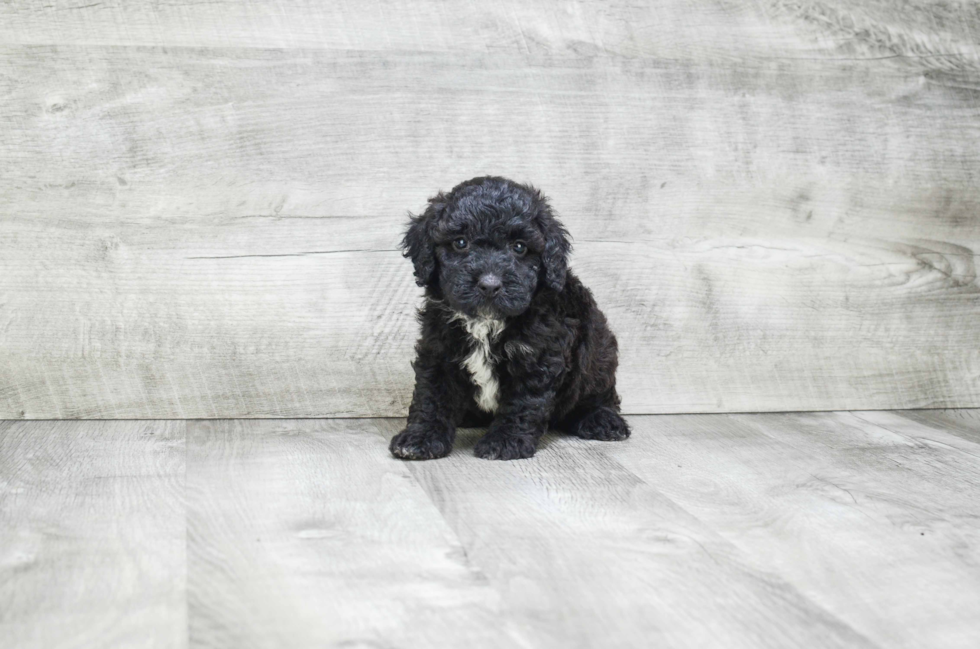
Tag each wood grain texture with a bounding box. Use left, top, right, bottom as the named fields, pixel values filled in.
left=2, top=1, right=979, bottom=417
left=899, top=408, right=980, bottom=445
left=186, top=419, right=532, bottom=648
left=2, top=412, right=979, bottom=646
left=392, top=421, right=877, bottom=649
left=606, top=411, right=980, bottom=649
left=0, top=420, right=186, bottom=649
left=0, top=1, right=838, bottom=56
left=1, top=1, right=977, bottom=68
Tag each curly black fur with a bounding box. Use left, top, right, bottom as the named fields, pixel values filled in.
left=390, top=176, right=630, bottom=461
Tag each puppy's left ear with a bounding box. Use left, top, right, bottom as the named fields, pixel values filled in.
left=535, top=196, right=572, bottom=292
left=401, top=193, right=447, bottom=287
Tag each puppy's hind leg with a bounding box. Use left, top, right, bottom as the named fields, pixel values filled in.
left=562, top=405, right=631, bottom=442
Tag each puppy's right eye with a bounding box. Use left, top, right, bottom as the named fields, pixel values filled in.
left=452, top=237, right=468, bottom=251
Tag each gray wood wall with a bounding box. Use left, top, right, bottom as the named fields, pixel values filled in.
left=1, top=1, right=978, bottom=418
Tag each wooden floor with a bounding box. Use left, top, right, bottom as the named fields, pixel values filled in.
left=2, top=411, right=979, bottom=648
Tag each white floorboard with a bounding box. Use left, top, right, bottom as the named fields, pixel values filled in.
left=2, top=411, right=978, bottom=648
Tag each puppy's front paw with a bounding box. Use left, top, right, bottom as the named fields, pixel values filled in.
left=474, top=431, right=537, bottom=460
left=389, top=425, right=452, bottom=460
left=573, top=407, right=631, bottom=441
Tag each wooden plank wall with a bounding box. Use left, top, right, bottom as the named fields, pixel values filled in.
left=1, top=1, right=978, bottom=418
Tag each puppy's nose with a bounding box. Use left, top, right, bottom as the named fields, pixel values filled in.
left=477, top=273, right=502, bottom=297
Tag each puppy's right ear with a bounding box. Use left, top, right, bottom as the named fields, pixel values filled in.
left=401, top=193, right=446, bottom=287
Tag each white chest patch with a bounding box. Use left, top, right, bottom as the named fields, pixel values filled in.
left=452, top=313, right=506, bottom=413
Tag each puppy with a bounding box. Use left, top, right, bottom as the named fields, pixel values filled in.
left=389, top=176, right=630, bottom=460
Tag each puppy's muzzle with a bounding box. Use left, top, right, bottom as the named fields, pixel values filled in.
left=477, top=273, right=503, bottom=298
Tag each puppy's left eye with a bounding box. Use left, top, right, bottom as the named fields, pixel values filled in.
left=452, top=237, right=468, bottom=251
left=512, top=241, right=527, bottom=256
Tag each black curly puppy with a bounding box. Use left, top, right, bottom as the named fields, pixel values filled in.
left=389, top=176, right=630, bottom=461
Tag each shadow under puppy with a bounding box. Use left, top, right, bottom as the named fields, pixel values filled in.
left=390, top=176, right=630, bottom=461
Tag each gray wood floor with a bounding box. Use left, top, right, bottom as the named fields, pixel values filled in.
left=2, top=411, right=979, bottom=648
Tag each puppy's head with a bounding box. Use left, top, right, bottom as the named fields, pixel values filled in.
left=402, top=176, right=571, bottom=318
